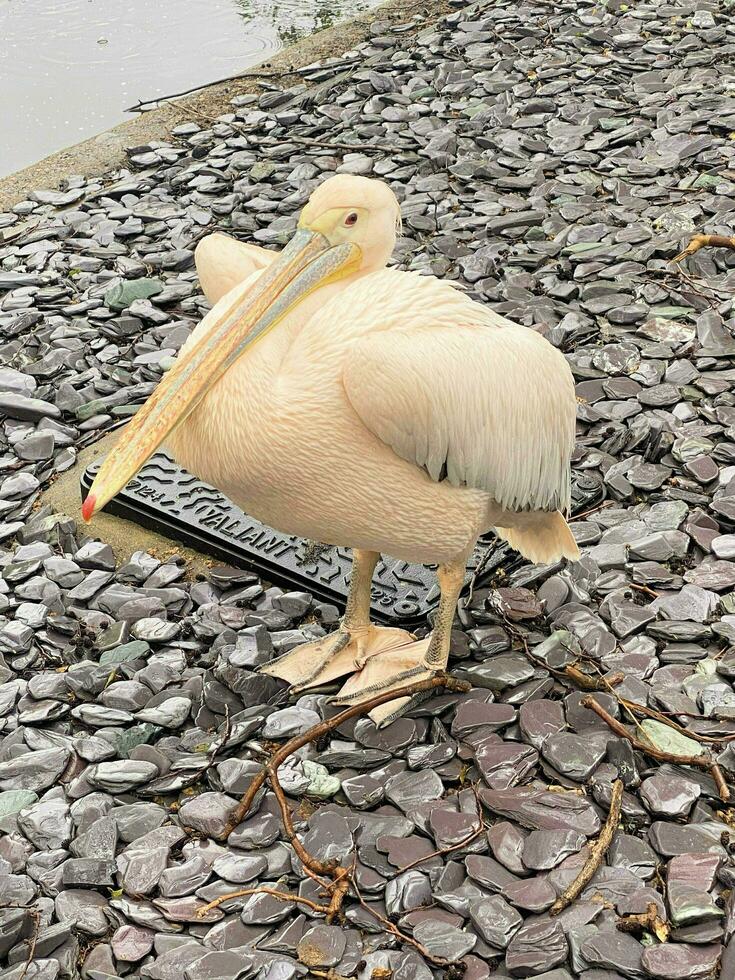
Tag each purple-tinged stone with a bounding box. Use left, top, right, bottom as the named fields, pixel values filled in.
left=542, top=732, right=608, bottom=781
left=639, top=773, right=700, bottom=818
left=640, top=942, right=721, bottom=980
left=503, top=876, right=557, bottom=913
left=377, top=834, right=440, bottom=872
left=297, top=925, right=346, bottom=967
left=430, top=808, right=483, bottom=851
left=487, top=822, right=528, bottom=876
left=565, top=692, right=620, bottom=733
left=523, top=829, right=586, bottom=871
left=412, top=919, right=476, bottom=960
left=111, top=924, right=155, bottom=962
left=465, top=853, right=520, bottom=892
left=648, top=823, right=726, bottom=858
left=609, top=834, right=657, bottom=881
left=684, top=560, right=735, bottom=592
left=506, top=919, right=568, bottom=977
left=385, top=769, right=443, bottom=811
left=580, top=930, right=644, bottom=977
left=668, top=854, right=723, bottom=891
left=402, top=908, right=464, bottom=932
left=178, top=793, right=238, bottom=839
left=469, top=895, right=522, bottom=949
left=453, top=699, right=517, bottom=737
left=671, top=920, right=724, bottom=945
left=481, top=787, right=601, bottom=835
left=476, top=740, right=539, bottom=789
left=519, top=700, right=566, bottom=749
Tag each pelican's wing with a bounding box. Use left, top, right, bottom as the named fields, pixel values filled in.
left=343, top=322, right=576, bottom=513
left=195, top=233, right=277, bottom=304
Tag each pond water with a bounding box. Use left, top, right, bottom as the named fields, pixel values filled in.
left=0, top=0, right=377, bottom=178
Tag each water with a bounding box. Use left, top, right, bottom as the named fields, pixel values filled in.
left=0, top=0, right=376, bottom=178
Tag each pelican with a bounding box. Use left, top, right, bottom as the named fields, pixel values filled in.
left=83, top=175, right=579, bottom=726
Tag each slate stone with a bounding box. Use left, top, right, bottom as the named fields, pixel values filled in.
left=506, top=919, right=569, bottom=976
left=469, top=895, right=523, bottom=949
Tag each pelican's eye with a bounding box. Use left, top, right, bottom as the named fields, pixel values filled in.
left=344, top=211, right=358, bottom=227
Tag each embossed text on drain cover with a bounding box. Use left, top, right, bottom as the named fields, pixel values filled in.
left=81, top=451, right=509, bottom=627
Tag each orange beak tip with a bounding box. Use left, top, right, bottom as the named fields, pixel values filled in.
left=81, top=494, right=96, bottom=523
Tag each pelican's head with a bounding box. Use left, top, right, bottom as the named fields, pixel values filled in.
left=299, top=174, right=401, bottom=273
left=81, top=175, right=401, bottom=521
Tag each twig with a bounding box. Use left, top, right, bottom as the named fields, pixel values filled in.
left=549, top=779, right=623, bottom=916
left=17, top=908, right=41, bottom=980
left=124, top=67, right=306, bottom=112
left=200, top=673, right=471, bottom=935
left=196, top=886, right=329, bottom=917
left=504, top=619, right=622, bottom=692
left=674, top=233, right=735, bottom=263
left=627, top=582, right=660, bottom=599
left=617, top=901, right=670, bottom=942
left=565, top=666, right=624, bottom=691
left=223, top=673, right=470, bottom=836
left=619, top=698, right=731, bottom=746
left=269, top=764, right=337, bottom=878
left=393, top=784, right=486, bottom=875
left=351, top=874, right=459, bottom=968
left=581, top=696, right=731, bottom=802
left=572, top=500, right=614, bottom=521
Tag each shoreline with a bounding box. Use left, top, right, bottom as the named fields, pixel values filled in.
left=0, top=0, right=449, bottom=211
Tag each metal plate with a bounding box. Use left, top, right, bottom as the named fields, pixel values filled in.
left=81, top=451, right=508, bottom=627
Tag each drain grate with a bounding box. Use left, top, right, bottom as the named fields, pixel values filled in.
left=80, top=451, right=514, bottom=627
left=81, top=453, right=603, bottom=626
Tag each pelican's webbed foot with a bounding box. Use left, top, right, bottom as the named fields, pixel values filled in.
left=334, top=556, right=467, bottom=727
left=259, top=624, right=414, bottom=692
left=333, top=638, right=440, bottom=728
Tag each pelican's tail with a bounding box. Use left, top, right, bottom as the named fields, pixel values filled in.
left=496, top=511, right=580, bottom=565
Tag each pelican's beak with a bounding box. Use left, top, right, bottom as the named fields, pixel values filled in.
left=82, top=226, right=361, bottom=521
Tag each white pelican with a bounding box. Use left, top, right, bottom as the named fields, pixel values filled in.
left=83, top=175, right=579, bottom=726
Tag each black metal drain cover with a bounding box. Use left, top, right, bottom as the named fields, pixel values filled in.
left=80, top=451, right=506, bottom=627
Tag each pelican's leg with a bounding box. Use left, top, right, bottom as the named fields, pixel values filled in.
left=334, top=555, right=467, bottom=727
left=260, top=549, right=414, bottom=691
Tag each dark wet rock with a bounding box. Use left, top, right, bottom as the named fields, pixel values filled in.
left=506, top=919, right=569, bottom=976
left=178, top=793, right=238, bottom=838
left=469, top=895, right=522, bottom=949
left=640, top=942, right=721, bottom=980
left=487, top=821, right=527, bottom=875
left=412, top=919, right=476, bottom=961
left=639, top=774, right=700, bottom=818
left=476, top=739, right=539, bottom=789
left=542, top=732, right=608, bottom=781
left=523, top=829, right=585, bottom=871
left=481, top=787, right=600, bottom=835
left=519, top=699, right=566, bottom=749
left=465, top=853, right=520, bottom=893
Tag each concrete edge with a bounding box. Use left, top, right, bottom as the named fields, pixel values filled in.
left=0, top=0, right=446, bottom=211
